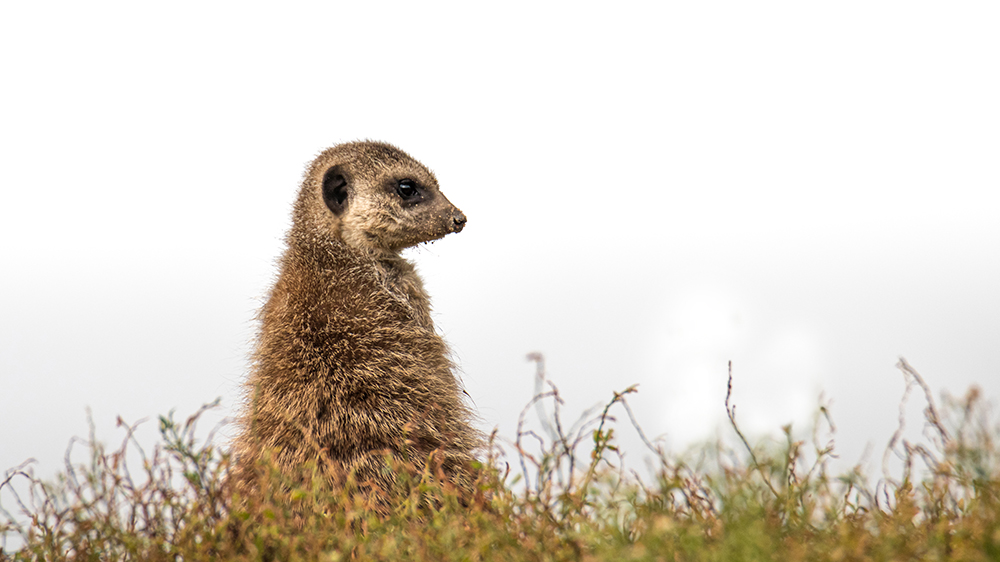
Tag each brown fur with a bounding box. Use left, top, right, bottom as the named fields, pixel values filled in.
left=233, top=141, right=479, bottom=497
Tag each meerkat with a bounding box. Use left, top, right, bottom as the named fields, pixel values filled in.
left=233, top=141, right=480, bottom=497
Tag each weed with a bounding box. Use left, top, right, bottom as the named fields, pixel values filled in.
left=2, top=357, right=998, bottom=561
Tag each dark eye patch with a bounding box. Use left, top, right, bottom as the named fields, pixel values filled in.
left=396, top=179, right=421, bottom=202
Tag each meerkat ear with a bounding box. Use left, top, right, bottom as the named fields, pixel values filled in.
left=322, top=166, right=349, bottom=216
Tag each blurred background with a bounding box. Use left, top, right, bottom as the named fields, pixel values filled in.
left=1, top=2, right=998, bottom=481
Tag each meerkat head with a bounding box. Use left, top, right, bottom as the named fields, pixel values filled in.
left=295, top=141, right=467, bottom=255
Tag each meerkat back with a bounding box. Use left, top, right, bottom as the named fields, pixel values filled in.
left=234, top=141, right=479, bottom=495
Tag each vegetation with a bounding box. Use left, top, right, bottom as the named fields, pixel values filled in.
left=2, top=358, right=998, bottom=561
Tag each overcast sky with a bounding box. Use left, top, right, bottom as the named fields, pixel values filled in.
left=2, top=2, right=998, bottom=482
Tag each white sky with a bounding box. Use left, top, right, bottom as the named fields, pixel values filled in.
left=1, top=2, right=998, bottom=480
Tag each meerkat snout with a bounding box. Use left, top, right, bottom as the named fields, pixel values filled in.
left=451, top=209, right=467, bottom=232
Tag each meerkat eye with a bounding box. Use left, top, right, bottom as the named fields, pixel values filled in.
left=396, top=179, right=420, bottom=201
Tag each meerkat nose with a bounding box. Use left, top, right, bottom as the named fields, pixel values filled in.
left=452, top=210, right=467, bottom=232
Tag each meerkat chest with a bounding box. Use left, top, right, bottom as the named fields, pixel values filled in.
left=374, top=259, right=434, bottom=331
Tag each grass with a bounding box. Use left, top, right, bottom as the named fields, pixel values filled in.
left=2, top=357, right=998, bottom=561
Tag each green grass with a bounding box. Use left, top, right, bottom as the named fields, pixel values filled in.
left=2, top=358, right=998, bottom=561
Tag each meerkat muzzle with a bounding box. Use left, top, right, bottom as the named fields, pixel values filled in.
left=451, top=209, right=467, bottom=232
